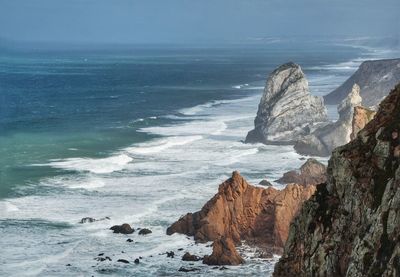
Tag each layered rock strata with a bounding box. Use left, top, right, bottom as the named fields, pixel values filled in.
left=245, top=62, right=327, bottom=144
left=324, top=58, right=400, bottom=106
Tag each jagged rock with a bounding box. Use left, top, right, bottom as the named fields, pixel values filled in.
left=294, top=84, right=363, bottom=156
left=276, top=158, right=326, bottom=186
left=274, top=83, right=400, bottom=277
left=351, top=106, right=376, bottom=140
left=245, top=62, right=327, bottom=144
left=110, top=223, right=134, bottom=234
left=182, top=252, right=201, bottom=261
left=203, top=237, right=244, bottom=266
left=166, top=251, right=175, bottom=258
left=167, top=171, right=315, bottom=253
left=324, top=58, right=400, bottom=106
left=138, top=228, right=152, bottom=235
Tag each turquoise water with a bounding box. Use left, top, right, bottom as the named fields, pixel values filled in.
left=0, top=42, right=381, bottom=276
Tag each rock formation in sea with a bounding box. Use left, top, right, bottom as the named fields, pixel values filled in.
left=276, top=158, right=327, bottom=186
left=294, top=84, right=367, bottom=156
left=245, top=62, right=327, bottom=144
left=202, top=237, right=244, bottom=266
left=167, top=171, right=316, bottom=256
left=324, top=58, right=400, bottom=107
left=274, top=83, right=400, bottom=277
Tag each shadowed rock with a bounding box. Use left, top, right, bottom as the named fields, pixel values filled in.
left=274, top=83, right=400, bottom=277
left=203, top=237, right=244, bottom=266
left=110, top=223, right=134, bottom=234
left=276, top=158, right=327, bottom=186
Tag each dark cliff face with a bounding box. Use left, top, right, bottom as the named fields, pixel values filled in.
left=274, top=84, right=400, bottom=277
left=324, top=58, right=400, bottom=106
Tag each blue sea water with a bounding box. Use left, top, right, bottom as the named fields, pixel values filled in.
left=0, top=42, right=394, bottom=276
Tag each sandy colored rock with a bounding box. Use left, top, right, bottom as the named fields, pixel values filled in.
left=167, top=171, right=315, bottom=253
left=350, top=106, right=376, bottom=140
left=274, top=83, right=400, bottom=277
left=202, top=237, right=244, bottom=266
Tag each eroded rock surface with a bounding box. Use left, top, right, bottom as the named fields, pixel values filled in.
left=274, top=84, right=400, bottom=277
left=167, top=171, right=315, bottom=253
left=294, top=84, right=364, bottom=156
left=202, top=237, right=244, bottom=266
left=245, top=62, right=327, bottom=144
left=276, top=158, right=327, bottom=186
left=324, top=58, right=400, bottom=106
left=351, top=106, right=376, bottom=140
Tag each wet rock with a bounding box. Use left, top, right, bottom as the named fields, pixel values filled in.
left=117, top=259, right=129, bottom=264
left=258, top=179, right=273, bottom=186
left=178, top=267, right=199, bottom=272
left=276, top=158, right=327, bottom=186
left=79, top=217, right=96, bottom=224
left=166, top=251, right=175, bottom=258
left=220, top=266, right=228, bottom=270
left=126, top=238, right=133, bottom=242
left=274, top=83, right=400, bottom=276
left=95, top=256, right=111, bottom=262
left=98, top=253, right=104, bottom=256
left=134, top=258, right=140, bottom=264
left=138, top=228, right=152, bottom=235
left=203, top=237, right=244, bottom=266
left=110, top=223, right=134, bottom=234
left=182, top=252, right=201, bottom=261
left=245, top=62, right=327, bottom=144
left=167, top=171, right=315, bottom=253
left=178, top=248, right=184, bottom=251
left=66, top=264, right=71, bottom=266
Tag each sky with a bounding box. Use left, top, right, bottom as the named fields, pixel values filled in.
left=0, top=0, right=399, bottom=45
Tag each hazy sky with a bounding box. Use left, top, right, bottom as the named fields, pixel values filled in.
left=0, top=0, right=399, bottom=44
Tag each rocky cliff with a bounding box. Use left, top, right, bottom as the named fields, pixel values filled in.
left=167, top=171, right=316, bottom=254
left=324, top=58, right=400, bottom=106
left=294, top=84, right=365, bottom=156
left=245, top=62, right=327, bottom=144
left=351, top=106, right=377, bottom=140
left=274, top=84, right=400, bottom=277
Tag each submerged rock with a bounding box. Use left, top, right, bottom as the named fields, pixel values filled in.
left=324, top=58, right=400, bottom=106
left=138, top=228, right=152, bottom=235
left=167, top=171, right=315, bottom=253
left=178, top=267, right=200, bottom=272
left=276, top=158, right=327, bottom=186
left=117, top=259, right=129, bottom=264
left=274, top=83, right=400, bottom=276
left=245, top=62, right=327, bottom=144
left=110, top=223, right=134, bottom=234
left=203, top=237, right=244, bottom=266
left=294, top=84, right=366, bottom=156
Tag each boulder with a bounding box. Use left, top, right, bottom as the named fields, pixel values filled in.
left=276, top=158, right=327, bottom=186
left=110, top=223, right=134, bottom=234
left=167, top=171, right=315, bottom=253
left=203, top=237, right=244, bottom=266
left=138, top=228, right=152, bottom=235
left=324, top=58, right=400, bottom=106
left=245, top=62, right=327, bottom=144
left=274, top=83, right=400, bottom=277
left=182, top=252, right=201, bottom=261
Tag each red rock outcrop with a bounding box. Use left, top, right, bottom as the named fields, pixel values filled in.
left=167, top=171, right=316, bottom=254
left=202, top=237, right=244, bottom=265
left=350, top=105, right=376, bottom=140
left=274, top=84, right=400, bottom=277
left=276, top=158, right=327, bottom=186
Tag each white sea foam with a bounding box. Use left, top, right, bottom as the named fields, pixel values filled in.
left=35, top=154, right=133, bottom=174
left=126, top=135, right=202, bottom=155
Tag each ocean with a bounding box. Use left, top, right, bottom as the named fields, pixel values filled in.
left=0, top=41, right=393, bottom=276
